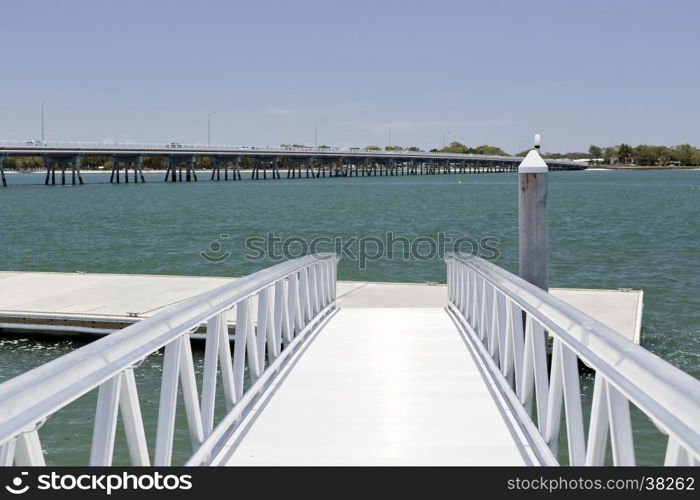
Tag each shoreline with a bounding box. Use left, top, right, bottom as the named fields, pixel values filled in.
left=586, top=165, right=700, bottom=171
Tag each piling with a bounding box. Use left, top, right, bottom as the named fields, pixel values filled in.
left=518, top=134, right=549, bottom=291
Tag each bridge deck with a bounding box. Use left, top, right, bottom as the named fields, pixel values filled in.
left=213, top=307, right=531, bottom=466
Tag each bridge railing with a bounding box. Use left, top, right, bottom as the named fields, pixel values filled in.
left=0, top=139, right=467, bottom=156
left=0, top=140, right=573, bottom=163
left=445, top=253, right=700, bottom=466
left=0, top=254, right=338, bottom=466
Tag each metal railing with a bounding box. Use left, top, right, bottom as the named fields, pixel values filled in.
left=0, top=254, right=338, bottom=466
left=445, top=253, right=700, bottom=466
left=0, top=139, right=484, bottom=156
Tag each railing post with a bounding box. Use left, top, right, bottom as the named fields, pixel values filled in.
left=154, top=337, right=183, bottom=466
left=324, top=260, right=333, bottom=305
left=14, top=430, right=45, bottom=466
left=90, top=375, right=122, bottom=465
left=119, top=368, right=150, bottom=465
left=201, top=316, right=222, bottom=436
left=518, top=134, right=549, bottom=291
left=0, top=439, right=16, bottom=465
left=447, top=259, right=454, bottom=303
left=331, top=258, right=337, bottom=300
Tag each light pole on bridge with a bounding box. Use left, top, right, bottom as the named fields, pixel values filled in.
left=207, top=111, right=216, bottom=146
left=41, top=98, right=51, bottom=144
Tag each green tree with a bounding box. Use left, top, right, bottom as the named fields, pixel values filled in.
left=365, top=145, right=381, bottom=151
left=81, top=155, right=109, bottom=169
left=142, top=157, right=165, bottom=170
left=603, top=146, right=618, bottom=164
left=473, top=145, right=509, bottom=156
left=196, top=157, right=212, bottom=169
left=618, top=143, right=634, bottom=164
left=588, top=145, right=602, bottom=158
left=672, top=144, right=695, bottom=166
left=634, top=144, right=658, bottom=165
left=691, top=150, right=700, bottom=166
left=543, top=153, right=563, bottom=159
left=656, top=146, right=672, bottom=166
left=6, top=156, right=44, bottom=170
left=441, top=141, right=471, bottom=154
left=406, top=146, right=420, bottom=152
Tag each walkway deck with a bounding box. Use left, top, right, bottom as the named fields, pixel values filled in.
left=213, top=308, right=531, bottom=466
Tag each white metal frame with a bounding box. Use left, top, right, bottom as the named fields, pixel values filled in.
left=0, top=254, right=338, bottom=466
left=445, top=253, right=700, bottom=466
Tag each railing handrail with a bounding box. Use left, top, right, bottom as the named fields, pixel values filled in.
left=0, top=254, right=336, bottom=446
left=445, top=253, right=700, bottom=460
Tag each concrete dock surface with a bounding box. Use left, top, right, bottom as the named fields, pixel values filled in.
left=0, top=271, right=643, bottom=343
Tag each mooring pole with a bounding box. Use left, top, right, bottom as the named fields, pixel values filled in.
left=518, top=134, right=549, bottom=291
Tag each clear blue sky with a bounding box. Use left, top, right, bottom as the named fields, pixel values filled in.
left=1, top=0, right=698, bottom=153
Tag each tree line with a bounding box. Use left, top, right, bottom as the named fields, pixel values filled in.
left=1, top=156, right=170, bottom=171
left=589, top=143, right=700, bottom=166
left=520, top=143, right=700, bottom=166
left=353, top=140, right=700, bottom=166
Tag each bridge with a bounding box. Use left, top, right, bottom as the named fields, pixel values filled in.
left=0, top=253, right=697, bottom=466
left=0, top=141, right=584, bottom=186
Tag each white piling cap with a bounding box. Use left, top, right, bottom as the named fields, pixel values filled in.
left=518, top=148, right=548, bottom=174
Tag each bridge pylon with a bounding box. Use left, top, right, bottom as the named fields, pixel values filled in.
left=110, top=155, right=145, bottom=183
left=43, top=155, right=84, bottom=185
left=0, top=154, right=6, bottom=187
left=163, top=156, right=198, bottom=182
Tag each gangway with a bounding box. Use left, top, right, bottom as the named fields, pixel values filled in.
left=0, top=255, right=698, bottom=467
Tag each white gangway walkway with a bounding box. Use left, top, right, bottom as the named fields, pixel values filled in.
left=215, top=308, right=529, bottom=465
left=0, top=254, right=698, bottom=467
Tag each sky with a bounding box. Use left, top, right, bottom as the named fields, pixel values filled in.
left=0, top=0, right=698, bottom=154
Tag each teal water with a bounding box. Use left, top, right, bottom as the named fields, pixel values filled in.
left=1, top=170, right=699, bottom=464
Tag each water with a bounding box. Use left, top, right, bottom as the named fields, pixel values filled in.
left=1, top=170, right=698, bottom=464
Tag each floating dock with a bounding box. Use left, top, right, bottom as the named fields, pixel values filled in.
left=0, top=271, right=643, bottom=343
